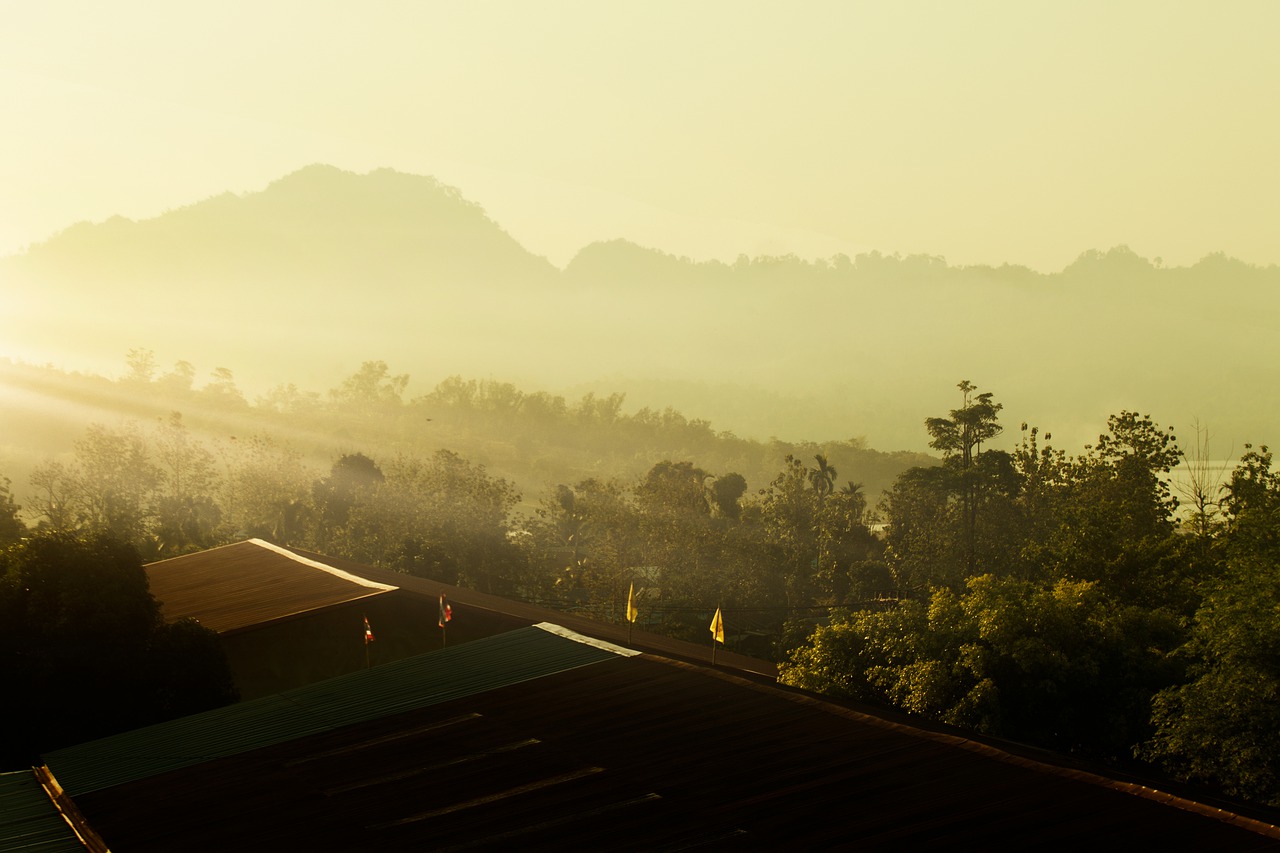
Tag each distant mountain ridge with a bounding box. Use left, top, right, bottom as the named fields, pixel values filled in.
left=21, top=164, right=558, bottom=288
left=2, top=164, right=1277, bottom=452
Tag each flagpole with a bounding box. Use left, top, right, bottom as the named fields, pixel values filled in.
left=439, top=593, right=452, bottom=648
left=626, top=582, right=637, bottom=647
left=709, top=606, right=724, bottom=666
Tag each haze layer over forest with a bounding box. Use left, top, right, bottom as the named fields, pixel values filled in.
left=2, top=164, right=1275, bottom=455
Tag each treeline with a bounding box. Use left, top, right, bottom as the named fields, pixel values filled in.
left=782, top=383, right=1280, bottom=808
left=1, top=394, right=888, bottom=658
left=2, top=353, right=914, bottom=659
left=0, top=354, right=930, bottom=509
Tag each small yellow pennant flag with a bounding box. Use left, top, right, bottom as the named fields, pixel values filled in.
left=626, top=582, right=638, bottom=623
left=710, top=607, right=725, bottom=644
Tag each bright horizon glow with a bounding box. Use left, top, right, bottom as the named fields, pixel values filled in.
left=2, top=1, right=1278, bottom=272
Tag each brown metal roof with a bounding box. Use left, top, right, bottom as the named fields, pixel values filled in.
left=64, top=638, right=1280, bottom=850
left=145, top=540, right=397, bottom=634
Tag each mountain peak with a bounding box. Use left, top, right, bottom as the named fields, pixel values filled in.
left=16, top=165, right=557, bottom=284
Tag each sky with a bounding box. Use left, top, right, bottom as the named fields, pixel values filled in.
left=2, top=1, right=1278, bottom=271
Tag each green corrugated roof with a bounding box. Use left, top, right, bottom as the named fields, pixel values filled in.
left=0, top=770, right=85, bottom=853
left=44, top=624, right=627, bottom=797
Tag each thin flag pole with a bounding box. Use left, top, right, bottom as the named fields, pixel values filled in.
left=710, top=606, right=724, bottom=666
left=439, top=593, right=452, bottom=648
left=626, top=582, right=638, bottom=646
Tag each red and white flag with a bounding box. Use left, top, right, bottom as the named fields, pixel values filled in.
left=364, top=614, right=375, bottom=644
left=439, top=594, right=452, bottom=628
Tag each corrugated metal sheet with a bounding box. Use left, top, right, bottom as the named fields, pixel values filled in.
left=65, top=652, right=1280, bottom=851
left=0, top=770, right=85, bottom=853
left=144, top=540, right=396, bottom=633
left=43, top=625, right=621, bottom=797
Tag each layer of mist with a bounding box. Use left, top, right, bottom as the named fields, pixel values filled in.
left=2, top=164, right=1276, bottom=453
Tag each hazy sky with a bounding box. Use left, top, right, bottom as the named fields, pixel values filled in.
left=3, top=1, right=1278, bottom=271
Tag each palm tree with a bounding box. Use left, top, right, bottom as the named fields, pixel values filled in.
left=809, top=454, right=837, bottom=501
left=840, top=481, right=867, bottom=522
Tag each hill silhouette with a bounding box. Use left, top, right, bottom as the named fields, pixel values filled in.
left=2, top=165, right=1277, bottom=452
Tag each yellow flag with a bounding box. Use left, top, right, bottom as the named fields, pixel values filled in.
left=626, top=582, right=638, bottom=623
left=710, top=607, right=725, bottom=644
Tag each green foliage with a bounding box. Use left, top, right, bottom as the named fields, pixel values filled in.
left=218, top=433, right=314, bottom=545
left=1221, top=444, right=1280, bottom=559
left=885, top=382, right=1020, bottom=588
left=312, top=452, right=386, bottom=550
left=152, top=412, right=221, bottom=557
left=1141, top=446, right=1280, bottom=805
left=528, top=476, right=644, bottom=611
left=783, top=574, right=1182, bottom=758
left=328, top=360, right=409, bottom=413
left=71, top=421, right=162, bottom=542
left=0, top=532, right=237, bottom=767
left=757, top=455, right=819, bottom=608
left=341, top=450, right=524, bottom=594
left=708, top=473, right=748, bottom=520
left=784, top=382, right=1275, bottom=790
left=925, top=380, right=1004, bottom=467
left=809, top=454, right=837, bottom=500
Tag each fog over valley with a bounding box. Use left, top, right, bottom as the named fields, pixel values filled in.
left=3, top=164, right=1276, bottom=461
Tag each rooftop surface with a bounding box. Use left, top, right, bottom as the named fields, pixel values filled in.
left=145, top=539, right=396, bottom=634
left=0, top=769, right=85, bottom=853
left=40, top=624, right=1280, bottom=851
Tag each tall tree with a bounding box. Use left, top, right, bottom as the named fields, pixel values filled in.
left=328, top=360, right=409, bottom=413
left=708, top=473, right=748, bottom=521
left=218, top=433, right=315, bottom=545
left=71, top=420, right=160, bottom=540
left=200, top=367, right=248, bottom=409
left=924, top=381, right=1003, bottom=575
left=344, top=450, right=524, bottom=593
left=809, top=454, right=837, bottom=502
left=757, top=455, right=819, bottom=610
left=152, top=412, right=222, bottom=557
left=1143, top=445, right=1280, bottom=806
